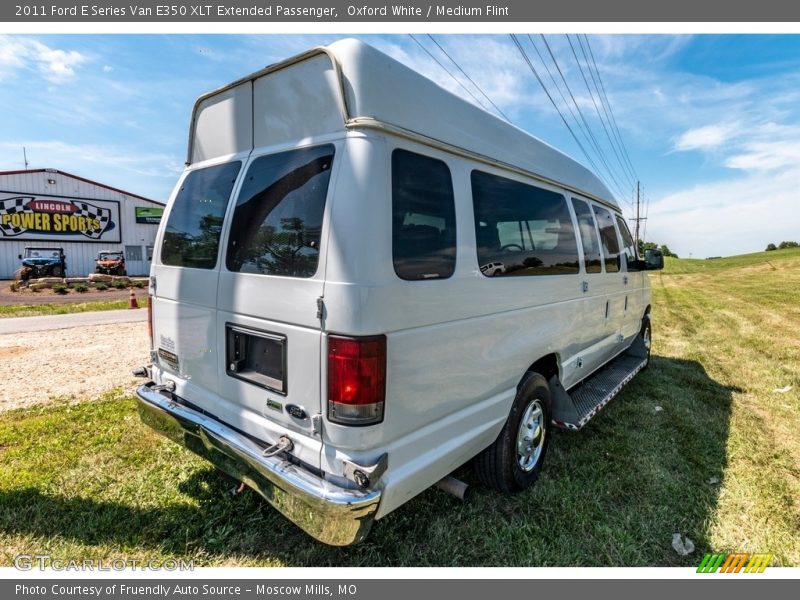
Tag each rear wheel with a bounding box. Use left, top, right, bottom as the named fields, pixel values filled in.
left=474, top=371, right=552, bottom=493
left=51, top=266, right=63, bottom=277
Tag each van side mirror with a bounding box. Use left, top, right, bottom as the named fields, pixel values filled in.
left=18, top=254, right=22, bottom=260
left=645, top=249, right=664, bottom=270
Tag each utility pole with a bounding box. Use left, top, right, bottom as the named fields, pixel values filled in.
left=23, top=147, right=29, bottom=170
left=635, top=181, right=640, bottom=244
left=632, top=180, right=647, bottom=249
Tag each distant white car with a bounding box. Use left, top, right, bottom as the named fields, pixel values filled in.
left=480, top=261, right=506, bottom=276
left=135, top=39, right=665, bottom=546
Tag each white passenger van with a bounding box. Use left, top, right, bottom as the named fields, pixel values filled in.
left=135, top=39, right=664, bottom=546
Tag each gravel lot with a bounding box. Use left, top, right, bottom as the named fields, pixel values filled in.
left=0, top=321, right=149, bottom=411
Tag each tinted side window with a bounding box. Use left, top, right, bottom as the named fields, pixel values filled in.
left=572, top=198, right=602, bottom=274
left=472, top=171, right=579, bottom=277
left=616, top=215, right=637, bottom=264
left=392, top=149, right=456, bottom=280
left=161, top=161, right=241, bottom=269
left=226, top=145, right=334, bottom=278
left=593, top=205, right=621, bottom=273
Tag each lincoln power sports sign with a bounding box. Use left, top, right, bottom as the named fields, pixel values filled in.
left=0, top=193, right=121, bottom=243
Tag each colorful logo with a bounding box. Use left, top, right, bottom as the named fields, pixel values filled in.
left=697, top=552, right=772, bottom=573
left=0, top=196, right=113, bottom=239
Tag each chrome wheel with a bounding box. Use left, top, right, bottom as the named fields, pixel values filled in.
left=516, top=399, right=545, bottom=472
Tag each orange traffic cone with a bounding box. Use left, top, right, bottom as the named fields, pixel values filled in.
left=128, top=289, right=139, bottom=309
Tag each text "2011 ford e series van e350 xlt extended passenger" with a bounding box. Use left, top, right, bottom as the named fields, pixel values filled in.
left=134, top=39, right=665, bottom=546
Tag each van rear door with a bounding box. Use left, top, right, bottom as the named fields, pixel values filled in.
left=214, top=143, right=338, bottom=468
left=151, top=158, right=244, bottom=416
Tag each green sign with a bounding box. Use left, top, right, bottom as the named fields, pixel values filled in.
left=135, top=206, right=163, bottom=224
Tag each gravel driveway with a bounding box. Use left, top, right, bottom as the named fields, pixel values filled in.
left=0, top=320, right=149, bottom=411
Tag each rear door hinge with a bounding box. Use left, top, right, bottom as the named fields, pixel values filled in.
left=311, top=413, right=323, bottom=436
left=316, top=297, right=325, bottom=320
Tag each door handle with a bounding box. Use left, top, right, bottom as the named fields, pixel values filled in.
left=623, top=275, right=629, bottom=285
left=582, top=281, right=589, bottom=293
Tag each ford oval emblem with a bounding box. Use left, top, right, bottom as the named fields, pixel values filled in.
left=286, top=404, right=307, bottom=420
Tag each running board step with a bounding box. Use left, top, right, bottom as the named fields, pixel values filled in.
left=550, top=353, right=647, bottom=431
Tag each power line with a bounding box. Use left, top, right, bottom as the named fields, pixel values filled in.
left=565, top=34, right=637, bottom=190
left=575, top=34, right=637, bottom=187
left=535, top=34, right=631, bottom=203
left=426, top=34, right=513, bottom=123
left=581, top=35, right=639, bottom=182
left=525, top=35, right=627, bottom=202
left=508, top=33, right=615, bottom=196
left=408, top=34, right=494, bottom=117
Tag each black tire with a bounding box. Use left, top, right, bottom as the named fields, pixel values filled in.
left=474, top=371, right=552, bottom=493
left=51, top=266, right=63, bottom=277
left=641, top=318, right=652, bottom=368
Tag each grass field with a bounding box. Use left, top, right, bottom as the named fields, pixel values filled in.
left=0, top=298, right=148, bottom=318
left=0, top=249, right=797, bottom=566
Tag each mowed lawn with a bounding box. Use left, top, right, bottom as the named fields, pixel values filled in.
left=0, top=249, right=798, bottom=566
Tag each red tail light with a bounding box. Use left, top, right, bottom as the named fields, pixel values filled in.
left=327, top=335, right=386, bottom=426
left=147, top=294, right=154, bottom=349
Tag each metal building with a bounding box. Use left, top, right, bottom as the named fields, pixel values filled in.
left=0, top=168, right=165, bottom=279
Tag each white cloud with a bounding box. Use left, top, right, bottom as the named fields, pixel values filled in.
left=0, top=36, right=27, bottom=78
left=725, top=140, right=800, bottom=171
left=102, top=65, right=113, bottom=73
left=674, top=122, right=741, bottom=151
left=0, top=35, right=87, bottom=83
left=0, top=140, right=182, bottom=200
left=645, top=167, right=800, bottom=257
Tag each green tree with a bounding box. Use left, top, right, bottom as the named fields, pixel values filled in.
left=777, top=241, right=799, bottom=249
left=659, top=244, right=678, bottom=259
left=637, top=240, right=658, bottom=255
left=637, top=240, right=678, bottom=258
left=766, top=243, right=777, bottom=251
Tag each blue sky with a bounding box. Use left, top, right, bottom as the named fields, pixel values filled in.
left=1, top=33, right=799, bottom=258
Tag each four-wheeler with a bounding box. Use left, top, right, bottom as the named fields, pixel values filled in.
left=17, top=247, right=67, bottom=280
left=95, top=250, right=127, bottom=276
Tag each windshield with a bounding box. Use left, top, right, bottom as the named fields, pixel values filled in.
left=24, top=249, right=60, bottom=259
left=99, top=252, right=123, bottom=260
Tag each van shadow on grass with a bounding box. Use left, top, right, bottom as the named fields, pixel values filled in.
left=0, top=356, right=734, bottom=566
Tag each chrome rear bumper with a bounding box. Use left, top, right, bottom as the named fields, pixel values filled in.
left=135, top=383, right=381, bottom=546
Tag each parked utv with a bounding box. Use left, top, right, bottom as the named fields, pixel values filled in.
left=95, top=250, right=127, bottom=276
left=17, top=247, right=67, bottom=280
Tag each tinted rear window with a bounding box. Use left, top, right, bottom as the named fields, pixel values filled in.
left=616, top=215, right=637, bottom=264
left=226, top=145, right=334, bottom=278
left=472, top=171, right=579, bottom=277
left=593, top=205, right=621, bottom=273
left=572, top=198, right=603, bottom=274
left=161, top=161, right=241, bottom=269
left=392, top=149, right=457, bottom=280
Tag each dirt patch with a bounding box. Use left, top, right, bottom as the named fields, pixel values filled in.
left=0, top=345, right=31, bottom=359
left=0, top=322, right=149, bottom=411
left=0, top=280, right=141, bottom=305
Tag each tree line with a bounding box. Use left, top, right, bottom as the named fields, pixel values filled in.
left=637, top=240, right=678, bottom=258
left=766, top=241, right=799, bottom=251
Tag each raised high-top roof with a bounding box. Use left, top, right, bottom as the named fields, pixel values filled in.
left=189, top=38, right=618, bottom=209
left=328, top=39, right=617, bottom=208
